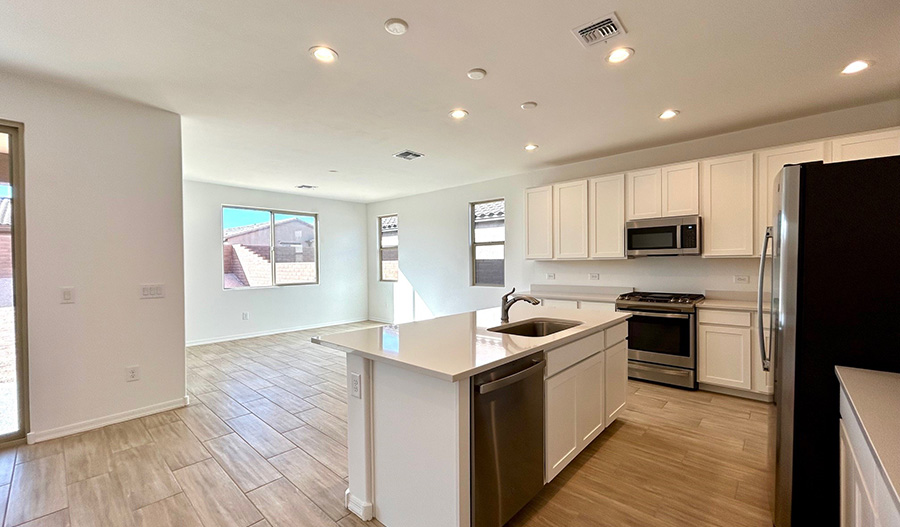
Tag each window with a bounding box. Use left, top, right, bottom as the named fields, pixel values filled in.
left=379, top=214, right=398, bottom=281
left=471, top=199, right=505, bottom=286
left=222, top=206, right=318, bottom=288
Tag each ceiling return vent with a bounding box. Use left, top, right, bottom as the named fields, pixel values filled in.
left=393, top=150, right=425, bottom=160
left=572, top=12, right=625, bottom=48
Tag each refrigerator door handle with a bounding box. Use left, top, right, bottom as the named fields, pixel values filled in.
left=757, top=227, right=772, bottom=372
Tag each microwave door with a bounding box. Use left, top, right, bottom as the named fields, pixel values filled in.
left=627, top=225, right=680, bottom=256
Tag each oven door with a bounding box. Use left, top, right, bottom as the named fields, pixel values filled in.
left=626, top=223, right=681, bottom=257
left=621, top=310, right=695, bottom=369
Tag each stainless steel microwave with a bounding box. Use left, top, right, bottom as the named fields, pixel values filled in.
left=625, top=215, right=701, bottom=257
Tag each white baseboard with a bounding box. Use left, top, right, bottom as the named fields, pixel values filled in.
left=186, top=317, right=370, bottom=346
left=27, top=395, right=189, bottom=444
left=345, top=489, right=374, bottom=521
left=699, top=383, right=774, bottom=403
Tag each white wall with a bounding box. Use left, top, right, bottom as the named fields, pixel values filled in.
left=0, top=73, right=186, bottom=441
left=183, top=181, right=368, bottom=344
left=367, top=98, right=900, bottom=322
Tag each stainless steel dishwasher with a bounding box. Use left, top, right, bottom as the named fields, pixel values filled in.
left=472, top=352, right=545, bottom=527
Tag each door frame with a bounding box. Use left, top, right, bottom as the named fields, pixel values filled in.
left=0, top=118, right=29, bottom=446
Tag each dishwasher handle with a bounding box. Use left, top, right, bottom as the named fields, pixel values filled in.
left=477, top=360, right=545, bottom=395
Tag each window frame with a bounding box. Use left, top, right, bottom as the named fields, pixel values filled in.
left=221, top=205, right=320, bottom=290
left=378, top=213, right=399, bottom=282
left=470, top=198, right=506, bottom=287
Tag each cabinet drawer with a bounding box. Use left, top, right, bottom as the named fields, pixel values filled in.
left=547, top=331, right=605, bottom=377
left=606, top=323, right=627, bottom=347
left=699, top=309, right=751, bottom=327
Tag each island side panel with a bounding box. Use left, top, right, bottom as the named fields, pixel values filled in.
left=372, top=360, right=471, bottom=527
left=346, top=353, right=374, bottom=519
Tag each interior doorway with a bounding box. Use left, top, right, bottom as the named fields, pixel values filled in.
left=0, top=120, right=27, bottom=444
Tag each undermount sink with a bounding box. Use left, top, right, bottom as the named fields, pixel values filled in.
left=488, top=318, right=582, bottom=337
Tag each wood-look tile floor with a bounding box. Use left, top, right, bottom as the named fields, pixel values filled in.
left=0, top=321, right=384, bottom=527
left=0, top=320, right=774, bottom=527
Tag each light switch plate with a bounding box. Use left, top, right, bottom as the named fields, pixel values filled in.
left=589, top=273, right=600, bottom=280
left=350, top=372, right=362, bottom=399
left=546, top=273, right=556, bottom=280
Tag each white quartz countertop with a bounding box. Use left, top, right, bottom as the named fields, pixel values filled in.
left=313, top=305, right=631, bottom=382
left=698, top=299, right=771, bottom=312
left=836, top=366, right=900, bottom=510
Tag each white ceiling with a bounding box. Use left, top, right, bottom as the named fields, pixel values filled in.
left=1, top=0, right=898, bottom=202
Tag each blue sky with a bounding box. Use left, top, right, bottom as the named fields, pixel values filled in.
left=0, top=185, right=10, bottom=198
left=223, top=207, right=315, bottom=229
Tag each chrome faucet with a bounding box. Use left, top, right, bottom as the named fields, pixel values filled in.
left=500, top=287, right=540, bottom=323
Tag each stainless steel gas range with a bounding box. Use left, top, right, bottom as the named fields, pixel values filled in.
left=615, top=291, right=705, bottom=389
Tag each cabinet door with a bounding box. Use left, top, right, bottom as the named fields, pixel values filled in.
left=545, top=366, right=579, bottom=483
left=661, top=162, right=699, bottom=217
left=576, top=352, right=606, bottom=447
left=626, top=168, right=662, bottom=220
left=578, top=301, right=616, bottom=312
left=605, top=341, right=628, bottom=423
left=841, top=419, right=878, bottom=527
left=831, top=129, right=900, bottom=163
left=542, top=299, right=578, bottom=309
left=588, top=174, right=625, bottom=258
left=525, top=186, right=553, bottom=259
left=553, top=180, right=589, bottom=259
left=701, top=153, right=755, bottom=257
left=698, top=324, right=752, bottom=390
left=756, top=142, right=825, bottom=255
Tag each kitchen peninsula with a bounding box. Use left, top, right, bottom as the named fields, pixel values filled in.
left=314, top=303, right=630, bottom=527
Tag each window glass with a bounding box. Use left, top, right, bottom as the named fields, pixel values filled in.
left=472, top=200, right=505, bottom=286
left=380, top=215, right=398, bottom=281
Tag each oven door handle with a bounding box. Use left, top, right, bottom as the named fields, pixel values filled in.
left=620, top=310, right=690, bottom=319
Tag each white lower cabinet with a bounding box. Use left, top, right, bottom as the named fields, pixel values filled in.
left=604, top=340, right=628, bottom=422
left=545, top=323, right=627, bottom=483
left=697, top=323, right=752, bottom=390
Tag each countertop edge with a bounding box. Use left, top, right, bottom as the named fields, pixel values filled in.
left=698, top=299, right=771, bottom=312
left=835, top=366, right=900, bottom=513
left=312, top=314, right=630, bottom=382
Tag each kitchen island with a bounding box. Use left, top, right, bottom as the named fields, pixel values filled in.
left=314, top=303, right=630, bottom=527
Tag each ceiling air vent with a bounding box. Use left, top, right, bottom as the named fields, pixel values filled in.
left=572, top=12, right=625, bottom=48
left=393, top=150, right=425, bottom=160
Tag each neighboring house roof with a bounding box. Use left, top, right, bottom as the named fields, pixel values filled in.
left=474, top=200, right=504, bottom=221
left=0, top=198, right=10, bottom=226
left=223, top=216, right=313, bottom=239
left=381, top=215, right=398, bottom=230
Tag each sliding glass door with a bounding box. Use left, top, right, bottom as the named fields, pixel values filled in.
left=0, top=122, right=26, bottom=443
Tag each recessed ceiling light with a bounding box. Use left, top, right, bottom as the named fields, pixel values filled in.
left=467, top=68, right=487, bottom=80
left=524, top=144, right=539, bottom=151
left=384, top=18, right=408, bottom=35
left=296, top=185, right=318, bottom=190
left=841, top=60, right=870, bottom=75
left=658, top=109, right=680, bottom=120
left=328, top=170, right=338, bottom=173
left=520, top=101, right=538, bottom=110
left=449, top=109, right=469, bottom=120
left=606, top=47, right=634, bottom=63
left=309, top=46, right=338, bottom=63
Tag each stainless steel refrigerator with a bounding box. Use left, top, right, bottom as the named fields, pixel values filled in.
left=759, top=155, right=900, bottom=526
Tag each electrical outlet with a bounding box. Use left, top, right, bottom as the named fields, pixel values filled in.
left=61, top=287, right=75, bottom=304
left=734, top=275, right=750, bottom=284
left=350, top=372, right=362, bottom=399
left=589, top=273, right=600, bottom=281
left=546, top=273, right=556, bottom=280
left=242, top=312, right=250, bottom=321
left=125, top=366, right=140, bottom=382
left=140, top=284, right=165, bottom=299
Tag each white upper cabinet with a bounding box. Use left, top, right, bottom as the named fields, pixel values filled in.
left=756, top=142, right=826, bottom=255
left=625, top=168, right=662, bottom=220
left=661, top=162, right=700, bottom=217
left=701, top=153, right=755, bottom=257
left=525, top=186, right=553, bottom=259
left=588, top=174, right=625, bottom=259
left=830, top=129, right=900, bottom=163
left=553, top=180, right=589, bottom=259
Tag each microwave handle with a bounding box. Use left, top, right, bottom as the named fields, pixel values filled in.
left=757, top=227, right=772, bottom=372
